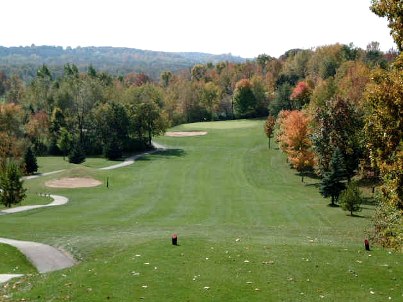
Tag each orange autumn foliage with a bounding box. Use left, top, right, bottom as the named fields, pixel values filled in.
left=277, top=110, right=315, bottom=173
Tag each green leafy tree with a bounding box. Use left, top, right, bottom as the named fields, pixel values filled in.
left=191, top=64, right=207, bottom=81
left=340, top=181, right=363, bottom=216
left=160, top=71, right=172, bottom=87
left=57, top=127, right=73, bottom=160
left=199, top=82, right=221, bottom=121
left=94, top=102, right=129, bottom=160
left=311, top=97, right=363, bottom=178
left=364, top=53, right=403, bottom=248
left=126, top=84, right=167, bottom=148
left=269, top=83, right=292, bottom=116
left=233, top=79, right=257, bottom=118
left=319, top=148, right=347, bottom=206
left=23, top=146, right=38, bottom=175
left=0, top=160, right=26, bottom=208
left=256, top=54, right=272, bottom=75
left=371, top=0, right=403, bottom=51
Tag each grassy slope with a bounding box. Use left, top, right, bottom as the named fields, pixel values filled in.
left=0, top=244, right=36, bottom=274
left=0, top=120, right=401, bottom=301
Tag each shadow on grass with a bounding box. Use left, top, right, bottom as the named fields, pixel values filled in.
left=137, top=149, right=186, bottom=161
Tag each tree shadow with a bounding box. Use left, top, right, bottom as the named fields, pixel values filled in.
left=136, top=149, right=186, bottom=161
left=346, top=213, right=367, bottom=218
left=304, top=182, right=321, bottom=188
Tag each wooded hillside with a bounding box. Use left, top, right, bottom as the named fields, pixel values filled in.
left=0, top=45, right=246, bottom=81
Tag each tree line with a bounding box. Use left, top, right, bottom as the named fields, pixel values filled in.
left=267, top=0, right=402, bottom=250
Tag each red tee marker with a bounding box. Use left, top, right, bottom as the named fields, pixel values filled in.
left=172, top=234, right=178, bottom=245
left=364, top=239, right=370, bottom=251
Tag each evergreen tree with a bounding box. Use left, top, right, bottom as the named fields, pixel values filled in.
left=0, top=160, right=26, bottom=208
left=319, top=148, right=347, bottom=206
left=339, top=181, right=363, bottom=216
left=103, top=136, right=123, bottom=160
left=68, top=140, right=86, bottom=164
left=23, top=146, right=38, bottom=175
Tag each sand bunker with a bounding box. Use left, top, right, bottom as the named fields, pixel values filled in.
left=45, top=177, right=102, bottom=188
left=165, top=131, right=207, bottom=137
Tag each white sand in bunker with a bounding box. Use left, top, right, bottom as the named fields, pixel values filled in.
left=165, top=131, right=207, bottom=137
left=45, top=177, right=102, bottom=188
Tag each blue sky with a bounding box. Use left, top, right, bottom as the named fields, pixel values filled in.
left=1, top=0, right=395, bottom=58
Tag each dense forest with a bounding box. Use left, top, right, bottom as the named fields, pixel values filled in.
left=0, top=45, right=246, bottom=81
left=0, top=0, right=401, bottom=249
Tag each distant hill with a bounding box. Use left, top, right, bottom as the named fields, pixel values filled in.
left=0, top=45, right=247, bottom=81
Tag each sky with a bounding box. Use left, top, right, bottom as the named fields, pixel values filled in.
left=1, top=0, right=396, bottom=58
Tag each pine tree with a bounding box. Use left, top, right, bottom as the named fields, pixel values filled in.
left=68, top=141, right=86, bottom=164
left=319, top=148, right=347, bottom=206
left=23, top=146, right=38, bottom=175
left=340, top=181, right=363, bottom=216
left=0, top=160, right=26, bottom=208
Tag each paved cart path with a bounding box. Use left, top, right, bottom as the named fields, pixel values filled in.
left=0, top=195, right=74, bottom=283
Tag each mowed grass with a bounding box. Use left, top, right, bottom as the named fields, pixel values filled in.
left=0, top=119, right=401, bottom=301
left=0, top=244, right=36, bottom=274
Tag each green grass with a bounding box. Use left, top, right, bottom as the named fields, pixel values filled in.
left=0, top=244, right=36, bottom=274
left=0, top=194, right=52, bottom=210
left=0, top=119, right=401, bottom=301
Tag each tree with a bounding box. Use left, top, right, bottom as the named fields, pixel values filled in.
left=290, top=81, right=312, bottom=109
left=233, top=79, right=257, bottom=118
left=256, top=54, right=272, bottom=75
left=160, top=71, right=172, bottom=87
left=57, top=127, right=73, bottom=160
left=319, top=148, right=347, bottom=206
left=24, top=110, right=50, bottom=155
left=364, top=53, right=403, bottom=248
left=23, top=146, right=38, bottom=175
left=277, top=110, right=315, bottom=181
left=370, top=0, right=403, bottom=51
left=191, top=64, right=207, bottom=81
left=68, top=139, right=86, bottom=164
left=126, top=84, right=167, bottom=148
left=263, top=115, right=276, bottom=149
left=311, top=97, right=363, bottom=178
left=269, top=83, right=292, bottom=116
left=339, top=181, right=363, bottom=216
left=94, top=102, right=129, bottom=160
left=0, top=160, right=26, bottom=208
